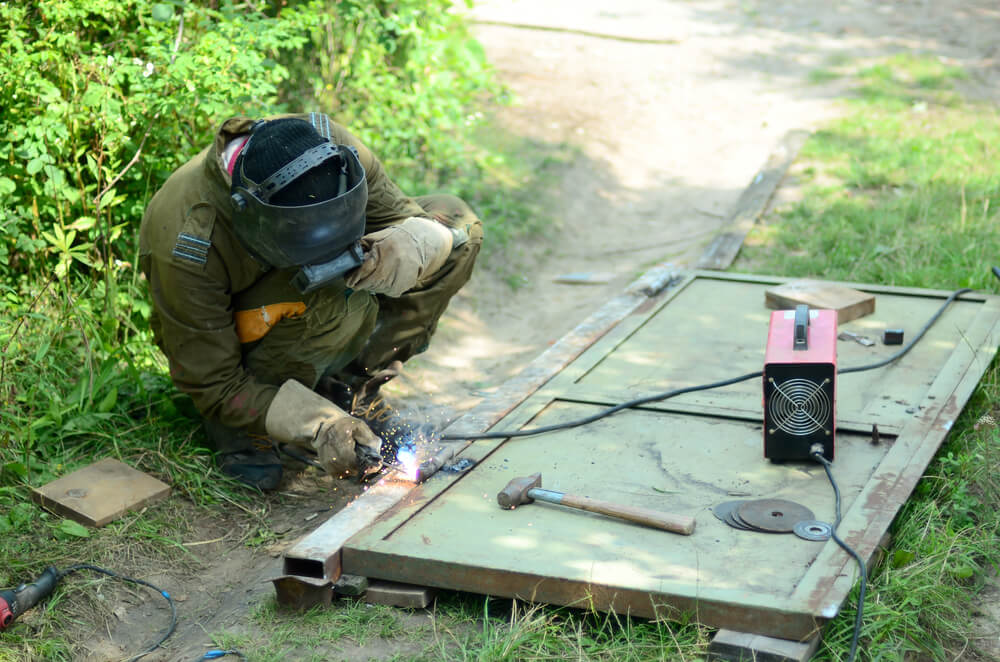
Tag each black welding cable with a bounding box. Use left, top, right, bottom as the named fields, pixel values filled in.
left=440, top=287, right=975, bottom=442
left=277, top=442, right=325, bottom=470
left=811, top=450, right=866, bottom=662
left=838, top=287, right=973, bottom=375
left=58, top=564, right=177, bottom=662
left=441, top=370, right=763, bottom=440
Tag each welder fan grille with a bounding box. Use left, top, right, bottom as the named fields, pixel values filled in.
left=767, top=378, right=832, bottom=436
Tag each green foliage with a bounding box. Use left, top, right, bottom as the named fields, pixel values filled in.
left=0, top=1, right=315, bottom=287
left=739, top=73, right=1000, bottom=290
left=0, top=1, right=528, bottom=659
left=281, top=0, right=502, bottom=193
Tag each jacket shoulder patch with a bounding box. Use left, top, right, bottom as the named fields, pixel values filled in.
left=173, top=203, right=216, bottom=267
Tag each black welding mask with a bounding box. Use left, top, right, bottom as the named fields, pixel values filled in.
left=230, top=117, right=367, bottom=293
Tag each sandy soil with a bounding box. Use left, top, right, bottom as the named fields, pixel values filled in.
left=70, top=1, right=1000, bottom=659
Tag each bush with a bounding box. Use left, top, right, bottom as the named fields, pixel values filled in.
left=281, top=0, right=500, bottom=192
left=0, top=0, right=498, bottom=289
left=0, top=1, right=318, bottom=288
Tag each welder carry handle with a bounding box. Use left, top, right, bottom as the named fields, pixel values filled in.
left=793, top=304, right=810, bottom=350
left=529, top=488, right=696, bottom=535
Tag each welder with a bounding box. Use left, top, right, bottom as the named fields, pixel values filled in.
left=139, top=113, right=483, bottom=490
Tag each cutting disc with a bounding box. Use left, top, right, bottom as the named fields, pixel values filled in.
left=729, top=508, right=762, bottom=531
left=794, top=520, right=832, bottom=541
left=737, top=499, right=815, bottom=533
left=712, top=501, right=753, bottom=530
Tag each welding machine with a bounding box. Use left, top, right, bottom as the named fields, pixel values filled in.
left=763, top=305, right=837, bottom=461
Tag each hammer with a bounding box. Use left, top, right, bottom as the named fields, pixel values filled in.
left=497, top=473, right=696, bottom=535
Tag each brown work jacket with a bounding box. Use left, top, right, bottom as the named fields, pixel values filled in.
left=139, top=115, right=427, bottom=434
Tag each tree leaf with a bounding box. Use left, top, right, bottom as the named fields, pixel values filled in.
left=68, top=216, right=97, bottom=231
left=97, top=386, right=118, bottom=413
left=152, top=4, right=174, bottom=21
left=58, top=519, right=91, bottom=538
left=2, top=462, right=28, bottom=479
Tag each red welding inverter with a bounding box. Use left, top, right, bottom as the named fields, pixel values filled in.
left=763, top=305, right=837, bottom=462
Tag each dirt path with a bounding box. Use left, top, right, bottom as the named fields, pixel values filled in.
left=86, top=2, right=1000, bottom=659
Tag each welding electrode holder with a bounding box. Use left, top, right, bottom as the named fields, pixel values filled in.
left=0, top=566, right=60, bottom=629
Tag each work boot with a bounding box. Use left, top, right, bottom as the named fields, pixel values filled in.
left=204, top=419, right=283, bottom=491
left=217, top=447, right=283, bottom=491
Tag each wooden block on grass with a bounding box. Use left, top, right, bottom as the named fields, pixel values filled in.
left=708, top=629, right=819, bottom=662
left=365, top=580, right=434, bottom=608
left=31, top=458, right=171, bottom=527
left=765, top=279, right=875, bottom=323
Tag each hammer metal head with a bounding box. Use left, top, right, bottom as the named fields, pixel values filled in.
left=497, top=473, right=542, bottom=509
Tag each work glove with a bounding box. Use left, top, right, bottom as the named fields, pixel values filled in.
left=264, top=379, right=383, bottom=477
left=345, top=216, right=454, bottom=297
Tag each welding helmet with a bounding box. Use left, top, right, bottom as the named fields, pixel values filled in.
left=230, top=117, right=367, bottom=293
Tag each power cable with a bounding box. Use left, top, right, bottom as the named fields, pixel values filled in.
left=811, top=449, right=866, bottom=662
left=57, top=564, right=177, bottom=662
left=198, top=649, right=248, bottom=660
left=440, top=287, right=974, bottom=441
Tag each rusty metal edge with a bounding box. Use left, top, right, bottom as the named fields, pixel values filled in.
left=272, top=574, right=333, bottom=610
left=791, top=295, right=1000, bottom=615
left=341, top=546, right=823, bottom=641
left=279, top=262, right=685, bottom=582
left=694, top=270, right=991, bottom=301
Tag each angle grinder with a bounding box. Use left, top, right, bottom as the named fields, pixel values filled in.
left=0, top=566, right=60, bottom=628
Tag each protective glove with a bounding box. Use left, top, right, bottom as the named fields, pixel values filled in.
left=345, top=216, right=454, bottom=297
left=264, top=379, right=383, bottom=477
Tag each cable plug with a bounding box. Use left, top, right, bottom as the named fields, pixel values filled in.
left=809, top=443, right=826, bottom=461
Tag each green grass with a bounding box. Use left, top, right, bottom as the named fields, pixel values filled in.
left=207, top=595, right=710, bottom=661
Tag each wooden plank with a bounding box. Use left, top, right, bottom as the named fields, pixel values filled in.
left=708, top=630, right=820, bottom=662
left=31, top=458, right=170, bottom=527
left=765, top=279, right=876, bottom=323
left=695, top=130, right=810, bottom=270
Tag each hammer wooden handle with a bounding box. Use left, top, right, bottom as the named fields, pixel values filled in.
left=528, top=488, right=696, bottom=535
